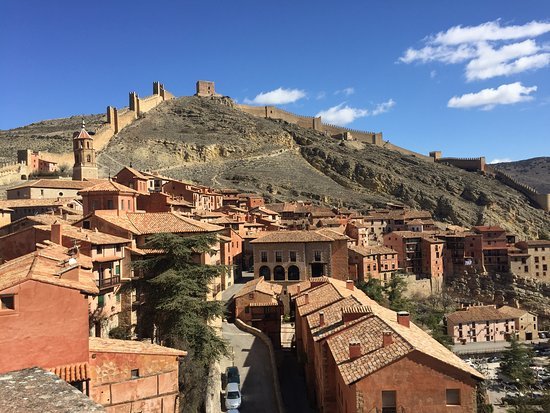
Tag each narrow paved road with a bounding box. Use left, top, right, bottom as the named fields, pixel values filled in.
left=221, top=321, right=278, bottom=413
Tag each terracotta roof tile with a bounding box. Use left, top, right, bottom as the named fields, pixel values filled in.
left=0, top=198, right=79, bottom=209
left=35, top=225, right=131, bottom=245
left=348, top=245, right=397, bottom=256
left=297, top=277, right=484, bottom=382
left=326, top=316, right=413, bottom=385
left=78, top=180, right=138, bottom=194
left=8, top=179, right=96, bottom=191
left=446, top=306, right=509, bottom=324
left=0, top=242, right=98, bottom=294
left=95, top=212, right=223, bottom=235
left=250, top=229, right=345, bottom=244
left=89, top=337, right=187, bottom=356
left=497, top=305, right=531, bottom=318
left=48, top=362, right=90, bottom=382
left=235, top=276, right=283, bottom=298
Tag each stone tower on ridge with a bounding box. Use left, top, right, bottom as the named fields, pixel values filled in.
left=72, top=121, right=98, bottom=181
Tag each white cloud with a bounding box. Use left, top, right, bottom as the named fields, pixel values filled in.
left=447, top=82, right=537, bottom=110
left=399, top=20, right=550, bottom=81
left=244, top=87, right=306, bottom=105
left=489, top=158, right=514, bottom=164
left=335, top=87, right=355, bottom=96
left=317, top=104, right=368, bottom=125
left=316, top=91, right=327, bottom=100
left=316, top=99, right=395, bottom=126
left=371, top=99, right=396, bottom=116
left=465, top=40, right=550, bottom=81
left=430, top=70, right=437, bottom=79
left=432, top=20, right=550, bottom=45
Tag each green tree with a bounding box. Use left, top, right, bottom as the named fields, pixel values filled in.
left=356, top=276, right=386, bottom=304
left=385, top=273, right=411, bottom=312
left=133, top=232, right=228, bottom=412
left=499, top=336, right=535, bottom=389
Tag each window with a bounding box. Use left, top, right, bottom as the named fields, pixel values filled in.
left=314, top=251, right=322, bottom=261
left=248, top=293, right=254, bottom=299
left=98, top=295, right=105, bottom=307
left=83, top=220, right=91, bottom=230
left=261, top=251, right=268, bottom=263
left=120, top=200, right=125, bottom=210
left=290, top=251, right=297, bottom=262
left=535, top=257, right=539, bottom=263
left=107, top=200, right=113, bottom=209
left=1, top=295, right=15, bottom=310
left=97, top=246, right=102, bottom=254
left=381, top=391, right=396, bottom=413
left=446, top=389, right=460, bottom=405
left=128, top=200, right=131, bottom=210
left=275, top=251, right=283, bottom=262
left=131, top=369, right=140, bottom=379
left=114, top=264, right=120, bottom=276
left=116, top=245, right=121, bottom=253
left=245, top=306, right=249, bottom=313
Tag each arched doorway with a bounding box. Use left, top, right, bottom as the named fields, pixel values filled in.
left=273, top=266, right=285, bottom=281
left=259, top=266, right=271, bottom=281
left=288, top=265, right=300, bottom=281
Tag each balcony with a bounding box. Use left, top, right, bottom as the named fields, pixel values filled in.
left=96, top=275, right=121, bottom=290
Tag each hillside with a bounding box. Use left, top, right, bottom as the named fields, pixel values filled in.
left=1, top=96, right=549, bottom=238
left=492, top=157, right=550, bottom=193
left=0, top=114, right=105, bottom=163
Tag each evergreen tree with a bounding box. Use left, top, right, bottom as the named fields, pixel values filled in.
left=356, top=276, right=386, bottom=304
left=498, top=336, right=535, bottom=389
left=385, top=273, right=411, bottom=312
left=132, top=232, right=228, bottom=412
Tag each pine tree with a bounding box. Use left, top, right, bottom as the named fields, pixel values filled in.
left=132, top=232, right=228, bottom=412
left=498, top=336, right=535, bottom=389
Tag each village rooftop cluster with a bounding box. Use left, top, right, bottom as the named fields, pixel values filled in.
left=0, top=85, right=548, bottom=413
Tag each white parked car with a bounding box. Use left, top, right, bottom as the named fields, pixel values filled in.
left=225, top=382, right=242, bottom=410
left=227, top=410, right=240, bottom=413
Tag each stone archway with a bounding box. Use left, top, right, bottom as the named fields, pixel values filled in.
left=273, top=265, right=285, bottom=281
left=259, top=266, right=271, bottom=281
left=288, top=265, right=300, bottom=281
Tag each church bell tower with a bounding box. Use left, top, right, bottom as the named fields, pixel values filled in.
left=72, top=121, right=98, bottom=181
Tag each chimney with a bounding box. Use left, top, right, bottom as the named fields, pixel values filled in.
left=304, top=293, right=309, bottom=305
left=397, top=311, right=410, bottom=328
left=296, top=285, right=301, bottom=294
left=346, top=279, right=354, bottom=290
left=349, top=340, right=361, bottom=360
left=51, top=222, right=62, bottom=245
left=383, top=331, right=393, bottom=347
left=319, top=311, right=325, bottom=327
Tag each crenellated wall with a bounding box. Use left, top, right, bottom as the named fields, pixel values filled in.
left=235, top=103, right=434, bottom=160
left=486, top=166, right=550, bottom=212
left=434, top=156, right=486, bottom=172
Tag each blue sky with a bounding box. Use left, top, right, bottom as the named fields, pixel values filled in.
left=1, top=1, right=549, bottom=163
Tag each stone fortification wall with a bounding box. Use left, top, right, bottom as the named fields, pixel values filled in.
left=237, top=103, right=434, bottom=161
left=383, top=142, right=433, bottom=161
left=321, top=122, right=382, bottom=145
left=436, top=156, right=486, bottom=172
left=12, top=82, right=174, bottom=172
left=487, top=166, right=550, bottom=212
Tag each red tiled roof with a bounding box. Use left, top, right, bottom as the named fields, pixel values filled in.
left=95, top=212, right=223, bottom=235
left=78, top=180, right=138, bottom=194
left=89, top=337, right=187, bottom=356
left=48, top=362, right=90, bottom=382
left=8, top=179, right=96, bottom=191
left=0, top=242, right=97, bottom=294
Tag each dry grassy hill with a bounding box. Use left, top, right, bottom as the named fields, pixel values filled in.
left=492, top=157, right=550, bottom=193
left=1, top=96, right=549, bottom=238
